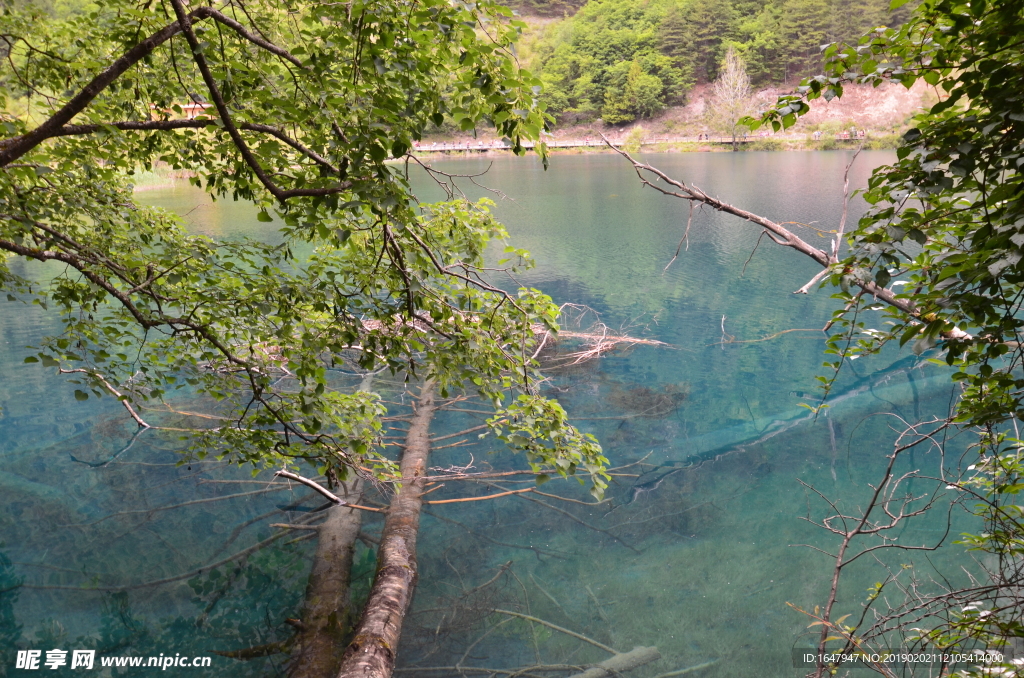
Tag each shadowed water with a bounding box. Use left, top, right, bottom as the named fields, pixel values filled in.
left=0, top=151, right=977, bottom=676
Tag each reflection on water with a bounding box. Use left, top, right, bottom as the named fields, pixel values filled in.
left=0, top=151, right=975, bottom=676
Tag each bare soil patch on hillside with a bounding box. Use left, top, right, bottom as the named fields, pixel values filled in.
left=425, top=81, right=932, bottom=147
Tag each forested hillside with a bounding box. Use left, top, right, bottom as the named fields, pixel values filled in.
left=8, top=0, right=918, bottom=131
left=521, top=0, right=918, bottom=124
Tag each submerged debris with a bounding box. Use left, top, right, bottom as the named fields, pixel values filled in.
left=605, top=383, right=688, bottom=418
left=534, top=304, right=672, bottom=369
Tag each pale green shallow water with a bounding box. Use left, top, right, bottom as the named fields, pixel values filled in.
left=0, top=151, right=977, bottom=676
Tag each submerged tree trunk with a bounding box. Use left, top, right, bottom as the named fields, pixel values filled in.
left=288, top=480, right=364, bottom=678
left=290, top=371, right=377, bottom=678
left=336, top=380, right=436, bottom=678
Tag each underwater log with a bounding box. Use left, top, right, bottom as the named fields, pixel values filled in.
left=566, top=646, right=662, bottom=678
left=288, top=480, right=364, bottom=678
left=336, top=380, right=437, bottom=678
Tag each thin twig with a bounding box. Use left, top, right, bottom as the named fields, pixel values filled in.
left=270, top=523, right=320, bottom=531
left=529, top=573, right=570, bottom=620
left=491, top=610, right=617, bottom=655
left=424, top=487, right=535, bottom=505
left=652, top=660, right=719, bottom=678
left=663, top=202, right=694, bottom=272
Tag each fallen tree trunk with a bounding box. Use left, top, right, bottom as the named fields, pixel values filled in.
left=288, top=479, right=365, bottom=678
left=290, top=370, right=378, bottom=678
left=336, top=380, right=436, bottom=678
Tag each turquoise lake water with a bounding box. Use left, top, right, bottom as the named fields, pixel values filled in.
left=0, top=150, right=978, bottom=676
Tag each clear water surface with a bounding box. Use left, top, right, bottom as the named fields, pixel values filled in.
left=0, top=151, right=975, bottom=677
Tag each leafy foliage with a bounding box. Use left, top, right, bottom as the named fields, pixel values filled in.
left=0, top=0, right=607, bottom=492
left=502, top=0, right=590, bottom=18
left=750, top=0, right=1024, bottom=664
left=489, top=394, right=609, bottom=498
left=755, top=0, right=1024, bottom=431
left=601, top=60, right=667, bottom=124
left=524, top=0, right=692, bottom=124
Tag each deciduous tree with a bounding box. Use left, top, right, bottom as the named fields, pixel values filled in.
left=752, top=0, right=1024, bottom=669
left=612, top=0, right=1024, bottom=672
left=0, top=0, right=609, bottom=673
left=704, top=46, right=754, bottom=150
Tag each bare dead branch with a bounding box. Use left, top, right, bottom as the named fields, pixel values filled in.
left=485, top=482, right=640, bottom=553
left=424, top=487, right=536, bottom=504
left=491, top=610, right=617, bottom=654
left=270, top=523, right=321, bottom=531
left=601, top=136, right=972, bottom=341
left=274, top=469, right=347, bottom=505
left=663, top=202, right=694, bottom=272
left=59, top=368, right=151, bottom=428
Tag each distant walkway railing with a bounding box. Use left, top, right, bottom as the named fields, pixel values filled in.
left=412, top=135, right=764, bottom=153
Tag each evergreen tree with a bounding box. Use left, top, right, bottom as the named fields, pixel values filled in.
left=529, top=0, right=913, bottom=118
left=531, top=0, right=689, bottom=120
left=657, top=4, right=694, bottom=94
left=777, top=0, right=831, bottom=80
left=680, top=0, right=737, bottom=82
left=602, top=59, right=665, bottom=124
left=826, top=0, right=889, bottom=45
left=735, top=2, right=785, bottom=83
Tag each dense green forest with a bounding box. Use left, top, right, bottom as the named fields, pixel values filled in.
left=8, top=0, right=916, bottom=129
left=7, top=0, right=94, bottom=19
left=521, top=0, right=917, bottom=124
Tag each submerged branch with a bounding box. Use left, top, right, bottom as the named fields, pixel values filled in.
left=491, top=610, right=617, bottom=654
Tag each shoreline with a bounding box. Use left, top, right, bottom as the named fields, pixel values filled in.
left=128, top=168, right=196, bottom=193
left=130, top=137, right=898, bottom=192
left=411, top=134, right=898, bottom=160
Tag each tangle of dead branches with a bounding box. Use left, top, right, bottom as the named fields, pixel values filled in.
left=535, top=305, right=671, bottom=369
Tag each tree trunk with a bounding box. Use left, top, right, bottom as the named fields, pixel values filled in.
left=290, top=370, right=378, bottom=678
left=336, top=380, right=436, bottom=678
left=288, top=480, right=364, bottom=678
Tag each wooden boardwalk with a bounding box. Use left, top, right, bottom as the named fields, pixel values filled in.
left=412, top=136, right=760, bottom=153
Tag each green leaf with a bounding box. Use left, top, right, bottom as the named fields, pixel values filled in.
left=74, top=389, right=89, bottom=401
left=913, top=333, right=937, bottom=355
left=257, top=211, right=274, bottom=222
left=368, top=143, right=387, bottom=163
left=907, top=229, right=927, bottom=245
